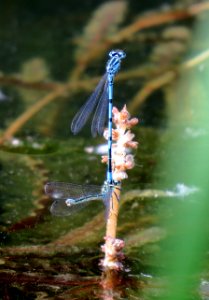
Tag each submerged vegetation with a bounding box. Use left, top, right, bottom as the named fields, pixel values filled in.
left=1, top=0, right=209, bottom=299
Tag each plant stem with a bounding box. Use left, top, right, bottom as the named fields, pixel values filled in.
left=105, top=184, right=121, bottom=239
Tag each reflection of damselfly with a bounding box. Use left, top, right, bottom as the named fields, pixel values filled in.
left=45, top=181, right=121, bottom=216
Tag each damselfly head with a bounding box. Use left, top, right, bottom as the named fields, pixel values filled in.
left=109, top=49, right=126, bottom=59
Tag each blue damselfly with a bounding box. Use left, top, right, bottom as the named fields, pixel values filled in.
left=71, top=49, right=126, bottom=184
left=45, top=181, right=120, bottom=217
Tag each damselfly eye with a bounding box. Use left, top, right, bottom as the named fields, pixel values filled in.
left=109, top=49, right=126, bottom=59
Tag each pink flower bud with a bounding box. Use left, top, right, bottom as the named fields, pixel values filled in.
left=120, top=104, right=130, bottom=120
left=130, top=118, right=139, bottom=125
left=101, top=105, right=138, bottom=182
left=112, top=129, right=119, bottom=140
left=126, top=117, right=139, bottom=128
left=112, top=107, right=119, bottom=115
left=101, top=155, right=108, bottom=163
left=124, top=154, right=134, bottom=169
left=114, top=171, right=128, bottom=181
left=125, top=141, right=138, bottom=148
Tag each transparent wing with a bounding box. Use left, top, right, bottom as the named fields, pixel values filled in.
left=45, top=182, right=102, bottom=200
left=103, top=185, right=112, bottom=219
left=50, top=198, right=89, bottom=216
left=45, top=182, right=104, bottom=216
left=71, top=75, right=107, bottom=135
left=91, top=81, right=108, bottom=137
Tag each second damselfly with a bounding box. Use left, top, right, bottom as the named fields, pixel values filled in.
left=45, top=181, right=120, bottom=216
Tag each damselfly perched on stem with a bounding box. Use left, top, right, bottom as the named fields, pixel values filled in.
left=71, top=49, right=126, bottom=137
left=71, top=49, right=126, bottom=184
